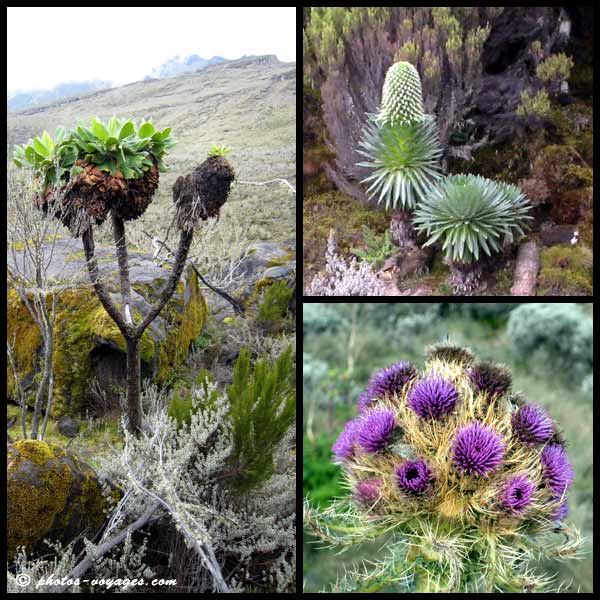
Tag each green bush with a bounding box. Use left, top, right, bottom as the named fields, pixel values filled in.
left=581, top=373, right=593, bottom=399
left=507, top=303, right=593, bottom=381
left=446, top=303, right=520, bottom=326
left=351, top=225, right=396, bottom=270
left=303, top=433, right=342, bottom=506
left=257, top=280, right=293, bottom=324
left=228, top=346, right=295, bottom=492
left=167, top=369, right=218, bottom=427
left=304, top=304, right=348, bottom=336
left=516, top=89, right=551, bottom=119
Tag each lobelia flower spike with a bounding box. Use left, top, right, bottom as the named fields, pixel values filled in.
left=356, top=61, right=443, bottom=248
left=307, top=339, right=584, bottom=593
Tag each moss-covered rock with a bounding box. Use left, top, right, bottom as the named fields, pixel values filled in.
left=537, top=244, right=593, bottom=296
left=7, top=237, right=208, bottom=416
left=7, top=440, right=109, bottom=560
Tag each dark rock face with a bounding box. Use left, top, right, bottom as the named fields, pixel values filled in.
left=57, top=416, right=80, bottom=438
left=306, top=7, right=584, bottom=201
left=470, top=7, right=562, bottom=143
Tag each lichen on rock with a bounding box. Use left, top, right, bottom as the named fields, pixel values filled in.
left=7, top=440, right=109, bottom=559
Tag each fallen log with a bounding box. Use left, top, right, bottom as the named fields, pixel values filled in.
left=511, top=241, right=539, bottom=296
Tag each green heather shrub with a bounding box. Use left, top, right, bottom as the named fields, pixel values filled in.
left=167, top=369, right=217, bottom=427
left=516, top=89, right=551, bottom=118
left=507, top=303, right=593, bottom=382
left=536, top=52, right=574, bottom=83
left=351, top=225, right=396, bottom=270
left=257, top=280, right=294, bottom=324
left=228, top=346, right=295, bottom=492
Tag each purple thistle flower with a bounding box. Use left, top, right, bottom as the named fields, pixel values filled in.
left=356, top=408, right=396, bottom=453
left=355, top=478, right=383, bottom=505
left=541, top=444, right=574, bottom=496
left=553, top=497, right=569, bottom=521
left=512, top=405, right=554, bottom=445
left=408, top=373, right=458, bottom=419
left=332, top=419, right=361, bottom=462
left=468, top=361, right=512, bottom=398
left=452, top=422, right=505, bottom=476
left=501, top=474, right=535, bottom=513
left=395, top=459, right=433, bottom=495
left=359, top=361, right=417, bottom=412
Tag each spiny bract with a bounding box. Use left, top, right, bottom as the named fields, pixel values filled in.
left=305, top=341, right=583, bottom=593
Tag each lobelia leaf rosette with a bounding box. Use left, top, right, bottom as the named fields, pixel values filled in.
left=304, top=341, right=583, bottom=593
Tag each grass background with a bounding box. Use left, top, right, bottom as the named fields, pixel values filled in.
left=7, top=56, right=296, bottom=281
left=303, top=303, right=593, bottom=593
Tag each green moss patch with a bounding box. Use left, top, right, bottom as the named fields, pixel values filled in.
left=7, top=440, right=107, bottom=559
left=538, top=244, right=593, bottom=296
left=7, top=268, right=207, bottom=417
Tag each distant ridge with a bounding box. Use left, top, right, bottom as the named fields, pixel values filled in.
left=145, top=54, right=227, bottom=79
left=7, top=53, right=288, bottom=112
left=7, top=80, right=112, bottom=112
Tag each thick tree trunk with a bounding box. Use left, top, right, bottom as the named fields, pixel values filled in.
left=126, top=336, right=143, bottom=433
left=390, top=210, right=417, bottom=248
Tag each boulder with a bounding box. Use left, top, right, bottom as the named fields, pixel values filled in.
left=224, top=241, right=296, bottom=313
left=7, top=236, right=207, bottom=417
left=540, top=225, right=577, bottom=246
left=7, top=440, right=108, bottom=559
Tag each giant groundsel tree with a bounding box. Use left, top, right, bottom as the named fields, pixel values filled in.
left=13, top=116, right=234, bottom=433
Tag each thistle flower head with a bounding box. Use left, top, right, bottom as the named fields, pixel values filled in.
left=501, top=474, right=535, bottom=513
left=452, top=422, right=505, bottom=476
left=512, top=405, right=554, bottom=445
left=355, top=478, right=383, bottom=505
left=396, top=459, right=433, bottom=495
left=468, top=361, right=512, bottom=398
left=408, top=373, right=458, bottom=419
left=317, top=341, right=582, bottom=592
left=332, top=419, right=361, bottom=462
left=541, top=444, right=574, bottom=496
left=359, top=361, right=417, bottom=412
left=356, top=408, right=396, bottom=453
left=425, top=341, right=475, bottom=366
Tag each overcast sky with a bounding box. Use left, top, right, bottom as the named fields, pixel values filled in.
left=7, top=6, right=296, bottom=91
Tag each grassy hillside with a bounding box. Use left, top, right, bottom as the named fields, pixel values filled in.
left=7, top=56, right=296, bottom=282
